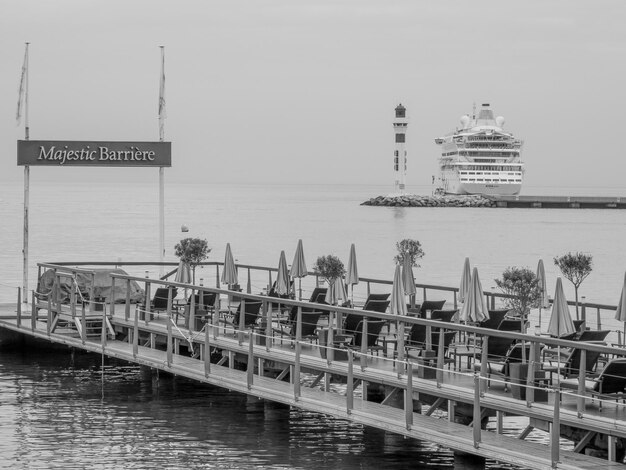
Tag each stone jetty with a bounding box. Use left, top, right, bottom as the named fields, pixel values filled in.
left=361, top=194, right=495, bottom=208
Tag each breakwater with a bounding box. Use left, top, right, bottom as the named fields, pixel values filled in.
left=361, top=194, right=495, bottom=208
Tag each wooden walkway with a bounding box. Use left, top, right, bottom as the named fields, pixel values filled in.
left=0, top=302, right=625, bottom=470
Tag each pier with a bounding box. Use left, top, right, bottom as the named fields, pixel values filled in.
left=2, top=262, right=626, bottom=469
left=361, top=194, right=626, bottom=209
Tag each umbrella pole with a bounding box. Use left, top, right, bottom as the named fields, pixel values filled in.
left=298, top=278, right=302, bottom=301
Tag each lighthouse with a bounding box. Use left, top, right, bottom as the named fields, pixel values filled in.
left=393, top=104, right=408, bottom=194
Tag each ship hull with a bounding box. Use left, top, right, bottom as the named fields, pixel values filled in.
left=446, top=181, right=521, bottom=196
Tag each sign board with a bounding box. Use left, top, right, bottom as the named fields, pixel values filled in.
left=17, top=140, right=171, bottom=167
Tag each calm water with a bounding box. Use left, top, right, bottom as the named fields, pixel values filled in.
left=0, top=179, right=625, bottom=468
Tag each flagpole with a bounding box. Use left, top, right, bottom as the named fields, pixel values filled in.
left=158, top=46, right=165, bottom=277
left=22, top=42, right=30, bottom=305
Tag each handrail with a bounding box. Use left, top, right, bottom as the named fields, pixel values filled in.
left=107, top=271, right=625, bottom=357
left=38, top=261, right=618, bottom=332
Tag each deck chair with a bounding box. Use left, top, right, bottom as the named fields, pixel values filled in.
left=364, top=293, right=390, bottom=303
left=578, top=329, right=611, bottom=342
left=543, top=341, right=605, bottom=381
left=273, top=310, right=323, bottom=346
left=362, top=299, right=390, bottom=313
left=472, top=336, right=517, bottom=388
left=431, top=309, right=458, bottom=324
left=307, top=287, right=328, bottom=303
left=420, top=300, right=446, bottom=317
left=480, top=309, right=510, bottom=330
left=223, top=300, right=263, bottom=332
left=561, top=358, right=626, bottom=410
left=347, top=319, right=388, bottom=356
left=152, top=287, right=178, bottom=312
left=497, top=319, right=523, bottom=332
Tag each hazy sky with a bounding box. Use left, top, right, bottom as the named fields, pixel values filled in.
left=2, top=1, right=625, bottom=192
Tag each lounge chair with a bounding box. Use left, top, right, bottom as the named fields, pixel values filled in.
left=431, top=309, right=458, bottom=324
left=472, top=335, right=517, bottom=388
left=365, top=293, right=390, bottom=303
left=362, top=299, right=390, bottom=313
left=543, top=341, right=605, bottom=381
left=560, top=358, right=626, bottom=410
left=151, top=287, right=178, bottom=312
left=308, top=287, right=328, bottom=303
left=346, top=319, right=388, bottom=356
left=223, top=300, right=263, bottom=332
left=343, top=300, right=390, bottom=336
left=479, top=309, right=510, bottom=330
left=497, top=319, right=524, bottom=332
left=420, top=300, right=446, bottom=317
left=273, top=309, right=323, bottom=346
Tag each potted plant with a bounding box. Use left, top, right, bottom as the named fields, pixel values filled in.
left=494, top=267, right=542, bottom=334
left=393, top=239, right=425, bottom=267
left=313, top=255, right=346, bottom=304
left=495, top=266, right=545, bottom=400
left=554, top=252, right=592, bottom=321
left=174, top=237, right=210, bottom=285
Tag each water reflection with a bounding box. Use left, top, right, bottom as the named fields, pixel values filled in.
left=0, top=348, right=524, bottom=469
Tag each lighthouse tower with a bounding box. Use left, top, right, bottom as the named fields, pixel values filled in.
left=393, top=104, right=408, bottom=194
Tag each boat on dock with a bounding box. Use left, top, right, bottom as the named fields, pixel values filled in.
left=1, top=260, right=626, bottom=469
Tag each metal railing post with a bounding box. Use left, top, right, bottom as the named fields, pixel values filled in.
left=166, top=309, right=173, bottom=367
left=436, top=329, right=444, bottom=386
left=247, top=331, right=254, bottom=389
left=480, top=335, right=488, bottom=395
left=405, top=362, right=413, bottom=429
left=204, top=319, right=211, bottom=377
left=577, top=348, right=587, bottom=417
left=80, top=301, right=86, bottom=344
left=265, top=300, right=272, bottom=352
left=347, top=349, right=354, bottom=413
left=125, top=279, right=131, bottom=321
left=133, top=303, right=139, bottom=357
left=327, top=311, right=335, bottom=364
left=16, top=288, right=22, bottom=327
left=238, top=299, right=246, bottom=345
left=110, top=277, right=116, bottom=317
left=551, top=389, right=560, bottom=467
left=294, top=307, right=302, bottom=399
left=473, top=373, right=481, bottom=447
left=360, top=318, right=368, bottom=371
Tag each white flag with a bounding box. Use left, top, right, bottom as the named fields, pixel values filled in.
left=16, top=45, right=28, bottom=126
left=158, top=46, right=166, bottom=137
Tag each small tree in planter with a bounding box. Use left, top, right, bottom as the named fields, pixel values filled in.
left=495, top=267, right=542, bottom=334
left=393, top=239, right=425, bottom=267
left=313, top=255, right=346, bottom=305
left=554, top=252, right=593, bottom=320
left=174, top=237, right=210, bottom=285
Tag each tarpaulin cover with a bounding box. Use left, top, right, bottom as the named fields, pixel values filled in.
left=37, top=268, right=145, bottom=304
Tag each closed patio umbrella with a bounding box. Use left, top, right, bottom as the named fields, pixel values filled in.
left=174, top=260, right=191, bottom=284
left=614, top=272, right=626, bottom=344
left=459, top=267, right=489, bottom=323
left=289, top=239, right=308, bottom=300
left=402, top=257, right=417, bottom=308
left=345, top=244, right=359, bottom=305
left=390, top=264, right=407, bottom=316
left=536, top=259, right=550, bottom=329
left=325, top=277, right=348, bottom=306
left=548, top=277, right=576, bottom=382
left=221, top=243, right=238, bottom=287
left=276, top=250, right=290, bottom=296
left=459, top=257, right=471, bottom=304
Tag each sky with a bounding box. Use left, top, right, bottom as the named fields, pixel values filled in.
left=1, top=0, right=625, bottom=192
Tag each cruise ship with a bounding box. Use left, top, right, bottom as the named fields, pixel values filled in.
left=434, top=104, right=524, bottom=195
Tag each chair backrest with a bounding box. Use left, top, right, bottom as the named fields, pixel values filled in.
left=153, top=287, right=177, bottom=310
left=343, top=313, right=363, bottom=336
left=420, top=300, right=446, bottom=317
left=431, top=309, right=458, bottom=323
left=480, top=309, right=510, bottom=330
left=497, top=319, right=522, bottom=332
left=432, top=330, right=457, bottom=356
left=299, top=310, right=323, bottom=338
left=308, top=287, right=327, bottom=303
left=578, top=329, right=611, bottom=342
left=190, top=292, right=216, bottom=308
left=564, top=341, right=605, bottom=377
left=365, top=293, right=390, bottom=303
left=596, top=358, right=626, bottom=394
left=363, top=299, right=390, bottom=313
left=268, top=280, right=294, bottom=299
left=232, top=301, right=263, bottom=329
left=483, top=335, right=515, bottom=362
left=353, top=319, right=386, bottom=348
left=407, top=323, right=427, bottom=348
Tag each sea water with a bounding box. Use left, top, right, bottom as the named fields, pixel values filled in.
left=0, top=179, right=624, bottom=468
